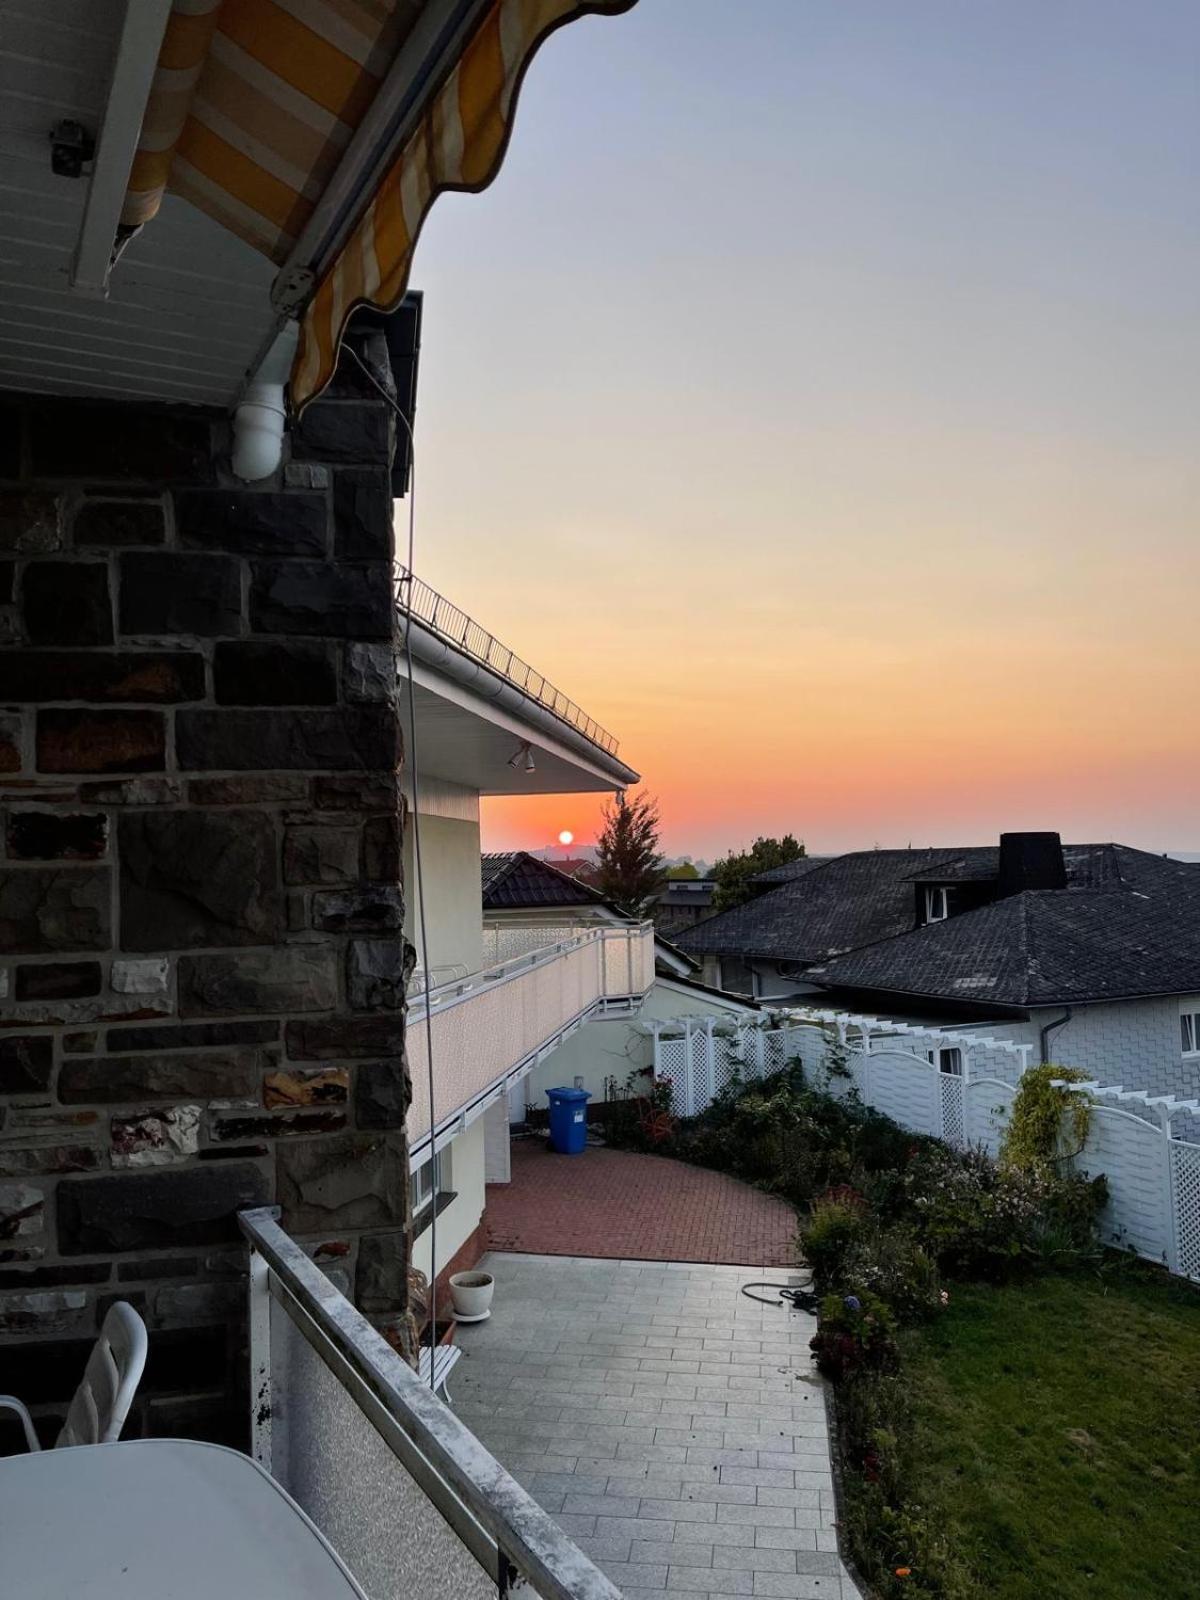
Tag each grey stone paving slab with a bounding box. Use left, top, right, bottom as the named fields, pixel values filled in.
left=454, top=1254, right=858, bottom=1598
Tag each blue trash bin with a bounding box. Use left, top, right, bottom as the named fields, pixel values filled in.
left=546, top=1086, right=591, bottom=1155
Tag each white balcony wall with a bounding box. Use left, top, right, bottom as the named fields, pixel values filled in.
left=407, top=925, right=655, bottom=1162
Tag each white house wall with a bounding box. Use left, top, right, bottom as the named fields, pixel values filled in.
left=519, top=978, right=758, bottom=1114
left=411, top=1117, right=487, bottom=1284
left=957, top=996, right=1200, bottom=1100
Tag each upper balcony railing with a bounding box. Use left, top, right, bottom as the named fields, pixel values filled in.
left=406, top=923, right=655, bottom=1158
left=241, top=1208, right=620, bottom=1600
left=395, top=568, right=620, bottom=757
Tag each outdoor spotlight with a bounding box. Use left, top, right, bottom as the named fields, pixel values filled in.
left=524, top=747, right=536, bottom=773
left=507, top=740, right=536, bottom=772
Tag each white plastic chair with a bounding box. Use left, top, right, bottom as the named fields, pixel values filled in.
left=0, top=1300, right=148, bottom=1450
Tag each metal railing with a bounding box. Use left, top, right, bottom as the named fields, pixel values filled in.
left=395, top=568, right=620, bottom=757
left=406, top=923, right=656, bottom=1162
left=241, top=1208, right=621, bottom=1600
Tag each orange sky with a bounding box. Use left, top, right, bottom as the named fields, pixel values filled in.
left=406, top=1, right=1200, bottom=861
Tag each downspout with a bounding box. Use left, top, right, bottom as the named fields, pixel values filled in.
left=232, top=325, right=298, bottom=482
left=1040, top=1007, right=1071, bottom=1065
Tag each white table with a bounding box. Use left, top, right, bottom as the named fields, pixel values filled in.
left=0, top=1437, right=369, bottom=1599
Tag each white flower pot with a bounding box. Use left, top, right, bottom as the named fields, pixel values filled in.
left=449, top=1270, right=495, bottom=1318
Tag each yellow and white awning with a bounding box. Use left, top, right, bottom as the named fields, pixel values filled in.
left=121, top=0, right=636, bottom=410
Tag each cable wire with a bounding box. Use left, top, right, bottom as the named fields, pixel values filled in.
left=343, top=342, right=440, bottom=1385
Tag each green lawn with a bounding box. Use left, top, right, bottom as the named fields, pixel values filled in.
left=895, top=1264, right=1200, bottom=1600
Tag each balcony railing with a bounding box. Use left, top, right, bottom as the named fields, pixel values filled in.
left=407, top=923, right=655, bottom=1162
left=240, top=1208, right=620, bottom=1600
left=395, top=568, right=620, bottom=757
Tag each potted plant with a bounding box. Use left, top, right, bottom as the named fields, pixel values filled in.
left=448, top=1269, right=494, bottom=1319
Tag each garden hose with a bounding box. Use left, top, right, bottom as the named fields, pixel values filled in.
left=741, top=1279, right=820, bottom=1312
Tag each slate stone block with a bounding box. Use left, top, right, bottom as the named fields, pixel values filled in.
left=0, top=1184, right=44, bottom=1242
left=7, top=811, right=107, bottom=860
left=333, top=469, right=393, bottom=559
left=188, top=775, right=309, bottom=805
left=0, top=866, right=110, bottom=953
left=0, top=649, right=204, bottom=703
left=346, top=939, right=411, bottom=1010
left=15, top=961, right=102, bottom=1001
left=312, top=775, right=401, bottom=811
left=276, top=1133, right=404, bottom=1232
left=293, top=401, right=391, bottom=465
left=22, top=560, right=112, bottom=645
left=79, top=778, right=183, bottom=806
left=37, top=709, right=165, bottom=773
left=0, top=1036, right=53, bottom=1094
left=211, top=1109, right=346, bottom=1141
left=0, top=1145, right=102, bottom=1178
left=0, top=710, right=21, bottom=773
left=178, top=946, right=337, bottom=1016
left=356, top=1231, right=409, bottom=1314
left=119, top=552, right=242, bottom=637
left=212, top=639, right=337, bottom=705
left=173, top=489, right=327, bottom=557
left=57, top=1164, right=268, bottom=1255
left=249, top=560, right=392, bottom=638
left=312, top=885, right=404, bottom=933
left=0, top=490, right=61, bottom=553
left=286, top=1015, right=404, bottom=1060
left=176, top=707, right=398, bottom=772
left=343, top=640, right=396, bottom=701
left=106, top=1021, right=277, bottom=1052
left=59, top=1051, right=262, bottom=1103
left=283, top=825, right=359, bottom=885
left=119, top=809, right=280, bottom=950
left=112, top=1105, right=200, bottom=1168
left=28, top=404, right=213, bottom=482
left=73, top=500, right=165, bottom=546
left=354, top=1059, right=410, bottom=1130
left=363, top=812, right=401, bottom=881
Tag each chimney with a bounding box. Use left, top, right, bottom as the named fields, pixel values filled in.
left=997, top=832, right=1067, bottom=896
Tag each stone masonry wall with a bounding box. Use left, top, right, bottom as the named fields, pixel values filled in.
left=0, top=333, right=413, bottom=1449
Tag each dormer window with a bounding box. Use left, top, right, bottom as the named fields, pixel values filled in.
left=924, top=887, right=949, bottom=923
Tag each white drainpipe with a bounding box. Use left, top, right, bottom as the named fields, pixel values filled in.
left=232, top=324, right=298, bottom=482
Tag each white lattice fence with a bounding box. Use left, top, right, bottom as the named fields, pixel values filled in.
left=1171, top=1141, right=1200, bottom=1281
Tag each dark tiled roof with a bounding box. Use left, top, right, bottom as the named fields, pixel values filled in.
left=480, top=852, right=608, bottom=910
left=677, top=848, right=976, bottom=962
left=751, top=856, right=835, bottom=886
left=809, top=847, right=1200, bottom=1006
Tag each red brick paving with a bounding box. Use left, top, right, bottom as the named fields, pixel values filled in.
left=485, top=1137, right=800, bottom=1265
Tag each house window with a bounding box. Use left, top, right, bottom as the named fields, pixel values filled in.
left=924, top=887, right=950, bottom=923
left=410, top=1148, right=453, bottom=1221
left=928, top=1046, right=963, bottom=1075
left=1181, top=1010, right=1200, bottom=1056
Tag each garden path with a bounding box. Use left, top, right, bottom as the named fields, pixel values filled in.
left=486, top=1138, right=800, bottom=1266
left=454, top=1252, right=863, bottom=1600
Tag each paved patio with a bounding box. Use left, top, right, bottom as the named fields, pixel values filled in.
left=453, top=1252, right=862, bottom=1600
left=485, top=1140, right=800, bottom=1266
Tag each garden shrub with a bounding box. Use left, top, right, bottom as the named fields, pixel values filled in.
left=1001, top=1062, right=1093, bottom=1175
left=811, top=1290, right=898, bottom=1380
left=799, top=1188, right=868, bottom=1285
left=842, top=1223, right=944, bottom=1323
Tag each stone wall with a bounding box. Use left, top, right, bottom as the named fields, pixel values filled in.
left=0, top=333, right=413, bottom=1449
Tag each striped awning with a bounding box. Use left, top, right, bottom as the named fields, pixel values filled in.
left=120, top=0, right=636, bottom=410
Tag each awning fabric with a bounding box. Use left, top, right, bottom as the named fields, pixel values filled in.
left=120, top=0, right=411, bottom=261
left=120, top=0, right=636, bottom=411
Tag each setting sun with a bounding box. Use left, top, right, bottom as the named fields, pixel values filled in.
left=557, top=830, right=574, bottom=846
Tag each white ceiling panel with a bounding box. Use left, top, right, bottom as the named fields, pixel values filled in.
left=0, top=0, right=278, bottom=408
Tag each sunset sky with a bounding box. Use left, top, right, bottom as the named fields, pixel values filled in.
left=408, top=0, right=1199, bottom=861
